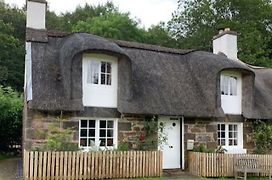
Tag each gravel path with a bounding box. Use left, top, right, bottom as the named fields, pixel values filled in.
left=0, top=158, right=22, bottom=180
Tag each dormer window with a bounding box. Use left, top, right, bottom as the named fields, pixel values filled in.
left=87, top=61, right=112, bottom=85
left=220, top=71, right=242, bottom=114
left=82, top=54, right=118, bottom=107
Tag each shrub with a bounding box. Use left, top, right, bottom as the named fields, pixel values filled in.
left=0, top=86, right=23, bottom=153
left=253, top=120, right=272, bottom=154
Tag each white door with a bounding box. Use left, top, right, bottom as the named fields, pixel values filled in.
left=158, top=117, right=181, bottom=169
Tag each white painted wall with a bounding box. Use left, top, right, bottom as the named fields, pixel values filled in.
left=26, top=1, right=46, bottom=29
left=221, top=71, right=242, bottom=114
left=24, top=42, right=32, bottom=101
left=82, top=54, right=118, bottom=108
left=213, top=34, right=238, bottom=60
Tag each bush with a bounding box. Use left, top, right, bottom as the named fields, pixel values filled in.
left=0, top=86, right=23, bottom=153
left=43, top=122, right=78, bottom=151
left=253, top=120, right=272, bottom=154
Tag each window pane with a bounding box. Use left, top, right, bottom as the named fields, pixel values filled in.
left=87, top=61, right=99, bottom=84
left=107, top=121, right=114, bottom=128
left=221, top=139, right=225, bottom=146
left=89, top=120, right=95, bottom=128
left=107, top=130, right=113, bottom=137
left=221, top=124, right=225, bottom=130
left=80, top=129, right=87, bottom=137
left=100, top=139, right=106, bottom=146
left=229, top=125, right=233, bottom=131
left=101, top=74, right=106, bottom=84
left=229, top=132, right=233, bottom=138
left=106, top=62, right=111, bottom=73
left=234, top=139, right=238, bottom=145
left=229, top=139, right=233, bottom=146
left=107, top=138, right=113, bottom=146
left=233, top=125, right=237, bottom=131
left=89, top=129, right=95, bottom=137
left=80, top=138, right=87, bottom=146
left=100, top=130, right=106, bottom=137
left=88, top=138, right=95, bottom=146
left=81, top=120, right=87, bottom=128
left=100, top=121, right=106, bottom=128
left=101, top=62, right=106, bottom=73
left=234, top=132, right=238, bottom=138
left=106, top=74, right=111, bottom=85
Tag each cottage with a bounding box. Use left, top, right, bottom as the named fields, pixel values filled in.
left=23, top=0, right=272, bottom=170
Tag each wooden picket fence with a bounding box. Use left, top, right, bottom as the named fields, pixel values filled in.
left=188, top=152, right=272, bottom=177
left=23, top=150, right=163, bottom=180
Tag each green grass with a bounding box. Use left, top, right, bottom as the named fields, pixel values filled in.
left=0, top=154, right=12, bottom=162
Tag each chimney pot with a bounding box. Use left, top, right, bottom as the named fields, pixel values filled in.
left=224, top=28, right=231, bottom=31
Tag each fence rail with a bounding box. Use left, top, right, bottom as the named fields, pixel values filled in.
left=188, top=152, right=272, bottom=177
left=24, top=150, right=163, bottom=180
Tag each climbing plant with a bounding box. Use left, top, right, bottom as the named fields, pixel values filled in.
left=137, top=116, right=167, bottom=150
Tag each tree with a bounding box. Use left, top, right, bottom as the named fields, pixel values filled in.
left=145, top=22, right=178, bottom=48
left=169, top=0, right=272, bottom=67
left=0, top=20, right=24, bottom=91
left=47, top=2, right=118, bottom=32
left=0, top=86, right=23, bottom=152
left=73, top=12, right=148, bottom=42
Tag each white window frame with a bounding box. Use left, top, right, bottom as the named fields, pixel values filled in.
left=87, top=60, right=112, bottom=86
left=220, top=71, right=242, bottom=114
left=217, top=122, right=246, bottom=154
left=79, top=118, right=118, bottom=151
left=82, top=53, right=118, bottom=108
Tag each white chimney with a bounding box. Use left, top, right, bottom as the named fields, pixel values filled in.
left=213, top=28, right=238, bottom=60
left=26, top=0, right=47, bottom=29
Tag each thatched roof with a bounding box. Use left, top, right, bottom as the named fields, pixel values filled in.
left=27, top=30, right=272, bottom=119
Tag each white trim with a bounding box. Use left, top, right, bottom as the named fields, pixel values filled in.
left=25, top=42, right=32, bottom=101
left=220, top=71, right=242, bottom=114
left=78, top=117, right=118, bottom=151
left=181, top=116, right=185, bottom=170
left=216, top=122, right=246, bottom=154
left=82, top=53, right=118, bottom=108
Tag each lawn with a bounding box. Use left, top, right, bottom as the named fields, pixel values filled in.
left=0, top=154, right=11, bottom=162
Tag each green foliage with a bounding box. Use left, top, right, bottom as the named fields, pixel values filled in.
left=169, top=0, right=272, bottom=67
left=253, top=120, right=272, bottom=154
left=137, top=116, right=167, bottom=150
left=117, top=142, right=129, bottom=151
left=43, top=123, right=78, bottom=151
left=193, top=144, right=214, bottom=153
left=0, top=2, right=25, bottom=91
left=47, top=2, right=118, bottom=32
left=0, top=86, right=23, bottom=152
left=73, top=12, right=147, bottom=42
left=145, top=23, right=179, bottom=48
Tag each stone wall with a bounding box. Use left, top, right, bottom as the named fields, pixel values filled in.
left=23, top=108, right=146, bottom=151
left=23, top=109, right=79, bottom=150
left=183, top=118, right=217, bottom=168
left=118, top=115, right=145, bottom=150
left=243, top=121, right=254, bottom=153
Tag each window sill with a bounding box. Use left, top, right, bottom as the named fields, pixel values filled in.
left=223, top=146, right=247, bottom=154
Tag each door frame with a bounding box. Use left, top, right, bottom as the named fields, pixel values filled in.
left=158, top=116, right=185, bottom=170
left=181, top=116, right=185, bottom=170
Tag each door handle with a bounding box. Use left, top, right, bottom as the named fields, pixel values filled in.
left=169, top=146, right=173, bottom=148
